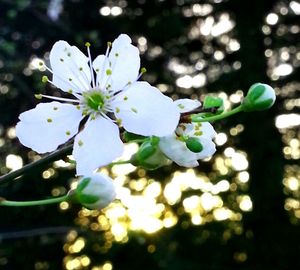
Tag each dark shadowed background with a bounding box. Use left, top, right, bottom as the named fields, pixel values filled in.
left=0, top=0, right=299, bottom=269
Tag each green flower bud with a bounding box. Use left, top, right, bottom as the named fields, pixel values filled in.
left=75, top=173, right=116, bottom=210
left=185, top=137, right=203, bottom=153
left=131, top=138, right=171, bottom=170
left=242, top=83, right=276, bottom=112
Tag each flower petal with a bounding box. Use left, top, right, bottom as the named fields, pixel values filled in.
left=50, top=41, right=91, bottom=94
left=174, top=99, right=201, bottom=113
left=73, top=117, right=124, bottom=175
left=185, top=122, right=217, bottom=139
left=112, top=82, right=180, bottom=136
left=195, top=137, right=216, bottom=159
left=159, top=135, right=200, bottom=167
left=16, top=102, right=83, bottom=153
left=93, top=54, right=108, bottom=89
left=106, top=34, right=140, bottom=91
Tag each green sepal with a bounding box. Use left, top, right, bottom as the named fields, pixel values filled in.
left=77, top=193, right=99, bottom=204
left=76, top=177, right=91, bottom=193
left=150, top=136, right=160, bottom=146
left=75, top=177, right=99, bottom=204
left=247, top=83, right=265, bottom=102
left=130, top=137, right=170, bottom=170
left=203, top=96, right=224, bottom=114
left=185, top=137, right=203, bottom=153
left=123, top=131, right=146, bottom=142
left=137, top=140, right=156, bottom=161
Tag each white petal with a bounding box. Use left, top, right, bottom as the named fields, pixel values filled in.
left=199, top=122, right=217, bottom=138
left=195, top=137, right=216, bottom=159
left=93, top=54, right=109, bottom=89
left=174, top=99, right=201, bottom=113
left=50, top=41, right=91, bottom=93
left=16, top=102, right=83, bottom=153
left=112, top=82, right=180, bottom=136
left=185, top=122, right=217, bottom=139
left=106, top=34, right=140, bottom=91
left=73, top=117, right=124, bottom=175
left=159, top=135, right=199, bottom=167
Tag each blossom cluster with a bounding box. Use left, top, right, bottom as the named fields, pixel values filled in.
left=14, top=34, right=276, bottom=210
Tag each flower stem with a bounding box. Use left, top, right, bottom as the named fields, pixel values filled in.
left=0, top=144, right=73, bottom=185
left=109, top=160, right=132, bottom=166
left=0, top=195, right=69, bottom=207
left=191, top=105, right=243, bottom=122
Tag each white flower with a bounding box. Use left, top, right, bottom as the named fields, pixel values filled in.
left=76, top=172, right=116, bottom=210
left=16, top=34, right=180, bottom=175
left=159, top=99, right=217, bottom=167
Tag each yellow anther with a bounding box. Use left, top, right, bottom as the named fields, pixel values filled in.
left=131, top=107, right=138, bottom=113
left=34, top=94, right=42, bottom=99
left=79, top=67, right=83, bottom=71
left=116, top=118, right=122, bottom=125
left=106, top=69, right=112, bottom=75
left=68, top=89, right=73, bottom=94
left=107, top=41, right=112, bottom=47
left=78, top=140, right=84, bottom=146
left=47, top=118, right=53, bottom=123
left=42, top=76, right=48, bottom=83
left=76, top=105, right=81, bottom=110
left=38, top=61, right=44, bottom=66
left=194, top=131, right=203, bottom=136
left=66, top=131, right=71, bottom=136
left=115, top=53, right=119, bottom=57
left=53, top=107, right=58, bottom=110
left=85, top=42, right=91, bottom=47
left=123, top=96, right=128, bottom=101
left=116, top=107, right=120, bottom=113
left=141, top=67, right=147, bottom=73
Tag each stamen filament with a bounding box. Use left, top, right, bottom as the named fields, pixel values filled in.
left=42, top=63, right=87, bottom=93
left=38, top=94, right=80, bottom=103
left=98, top=43, right=111, bottom=89
left=86, top=43, right=96, bottom=88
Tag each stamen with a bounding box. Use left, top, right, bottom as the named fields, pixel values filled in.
left=137, top=67, right=147, bottom=81
left=40, top=62, right=87, bottom=93
left=98, top=42, right=112, bottom=89
left=85, top=42, right=96, bottom=88
left=37, top=94, right=80, bottom=103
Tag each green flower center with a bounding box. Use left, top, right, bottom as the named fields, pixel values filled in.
left=83, top=91, right=105, bottom=111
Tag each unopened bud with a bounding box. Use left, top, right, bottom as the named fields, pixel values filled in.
left=131, top=138, right=170, bottom=170
left=75, top=173, right=116, bottom=210
left=242, top=83, right=276, bottom=111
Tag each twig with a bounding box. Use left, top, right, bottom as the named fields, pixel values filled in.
left=0, top=144, right=73, bottom=185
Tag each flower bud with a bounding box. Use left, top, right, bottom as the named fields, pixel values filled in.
left=75, top=173, right=116, bottom=210
left=242, top=83, right=276, bottom=112
left=131, top=138, right=170, bottom=170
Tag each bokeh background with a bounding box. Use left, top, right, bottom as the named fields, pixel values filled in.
left=0, top=0, right=299, bottom=269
